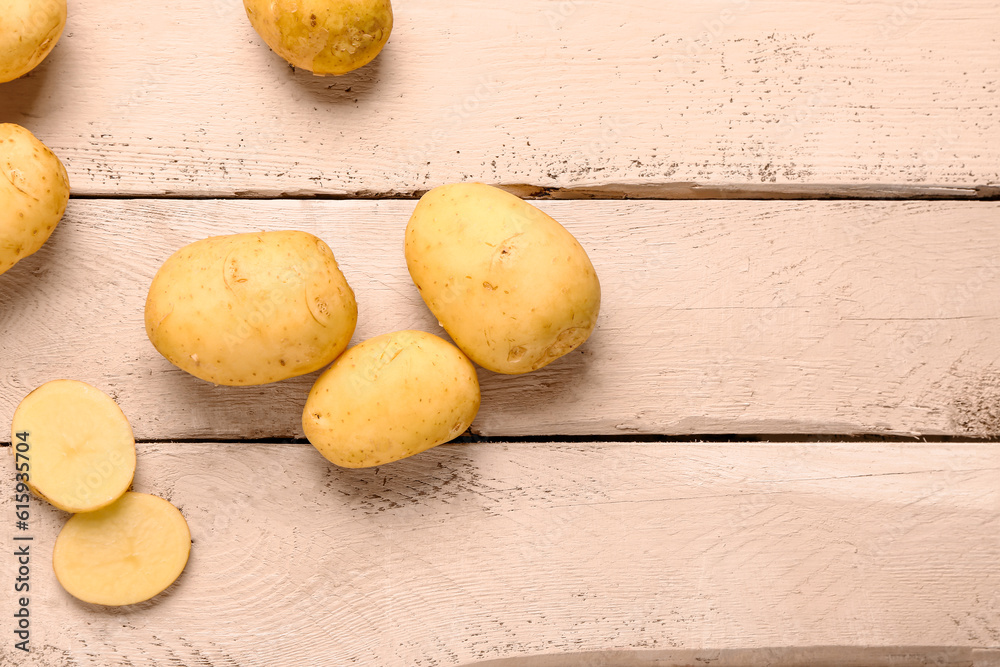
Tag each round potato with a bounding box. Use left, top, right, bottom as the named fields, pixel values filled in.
left=145, top=230, right=357, bottom=386
left=243, top=0, right=392, bottom=75
left=0, top=123, right=70, bottom=276
left=303, top=330, right=480, bottom=468
left=53, top=492, right=191, bottom=606
left=0, top=0, right=67, bottom=83
left=405, top=183, right=601, bottom=374
left=11, top=379, right=136, bottom=513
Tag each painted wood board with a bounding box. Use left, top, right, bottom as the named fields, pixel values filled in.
left=2, top=199, right=999, bottom=441
left=1, top=441, right=997, bottom=665
left=0, top=0, right=997, bottom=196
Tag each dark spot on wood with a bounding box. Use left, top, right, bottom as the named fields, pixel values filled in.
left=952, top=369, right=1000, bottom=436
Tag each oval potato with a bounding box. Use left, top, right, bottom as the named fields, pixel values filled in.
left=405, top=183, right=601, bottom=374
left=0, top=123, right=70, bottom=276
left=303, top=330, right=480, bottom=468
left=243, top=0, right=393, bottom=76
left=0, top=0, right=67, bottom=83
left=145, top=230, right=357, bottom=386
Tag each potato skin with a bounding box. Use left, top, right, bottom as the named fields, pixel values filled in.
left=303, top=330, right=480, bottom=468
left=243, top=0, right=392, bottom=75
left=0, top=124, right=69, bottom=276
left=145, top=231, right=357, bottom=386
left=0, top=0, right=66, bottom=82
left=405, top=183, right=601, bottom=374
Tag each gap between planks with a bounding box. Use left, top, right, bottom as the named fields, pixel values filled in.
left=64, top=182, right=1000, bottom=201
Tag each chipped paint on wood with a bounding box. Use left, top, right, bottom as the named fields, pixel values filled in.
left=0, top=0, right=996, bottom=196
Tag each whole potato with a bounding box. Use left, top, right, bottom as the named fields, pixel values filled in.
left=303, top=330, right=480, bottom=468
left=0, top=123, right=69, bottom=276
left=145, top=231, right=357, bottom=386
left=405, top=183, right=601, bottom=374
left=0, top=0, right=67, bottom=83
left=243, top=0, right=392, bottom=75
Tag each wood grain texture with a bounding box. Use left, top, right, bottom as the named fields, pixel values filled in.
left=1, top=441, right=997, bottom=666
left=2, top=199, right=999, bottom=440
left=0, top=0, right=997, bottom=196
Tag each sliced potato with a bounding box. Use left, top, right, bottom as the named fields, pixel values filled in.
left=53, top=492, right=191, bottom=606
left=11, top=380, right=136, bottom=513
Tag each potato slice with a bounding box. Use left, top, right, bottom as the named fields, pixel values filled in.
left=11, top=379, right=136, bottom=513
left=53, top=492, right=191, bottom=606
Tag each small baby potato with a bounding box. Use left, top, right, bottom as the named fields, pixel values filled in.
left=145, top=230, right=357, bottom=386
left=303, top=330, right=480, bottom=468
left=11, top=380, right=136, bottom=513
left=243, top=0, right=393, bottom=75
left=405, top=183, right=601, bottom=374
left=0, top=123, right=70, bottom=276
left=0, top=0, right=67, bottom=83
left=53, top=492, right=192, bottom=606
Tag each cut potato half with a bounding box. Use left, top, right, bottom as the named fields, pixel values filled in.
left=53, top=492, right=192, bottom=606
left=11, top=379, right=136, bottom=512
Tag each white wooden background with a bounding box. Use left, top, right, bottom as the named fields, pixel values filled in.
left=1, top=0, right=999, bottom=665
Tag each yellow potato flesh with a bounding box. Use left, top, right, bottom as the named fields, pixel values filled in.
left=53, top=492, right=191, bottom=606
left=303, top=330, right=480, bottom=468
left=0, top=123, right=70, bottom=276
left=11, top=380, right=136, bottom=513
left=405, top=183, right=601, bottom=374
left=0, top=0, right=67, bottom=83
left=243, top=0, right=392, bottom=75
left=145, top=230, right=357, bottom=386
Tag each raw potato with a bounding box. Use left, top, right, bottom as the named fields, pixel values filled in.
left=0, top=123, right=70, bottom=276
left=405, top=183, right=601, bottom=374
left=243, top=0, right=392, bottom=75
left=303, top=330, right=480, bottom=468
left=145, top=230, right=357, bottom=386
left=0, top=0, right=67, bottom=83
left=53, top=492, right=191, bottom=606
left=11, top=380, right=136, bottom=513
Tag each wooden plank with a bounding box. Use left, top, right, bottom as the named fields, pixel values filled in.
left=1, top=441, right=997, bottom=665
left=0, top=0, right=997, bottom=196
left=479, top=647, right=1000, bottom=667
left=2, top=199, right=999, bottom=440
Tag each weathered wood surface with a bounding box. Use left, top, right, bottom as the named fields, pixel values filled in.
left=2, top=199, right=999, bottom=440
left=1, top=442, right=997, bottom=666
left=0, top=0, right=997, bottom=196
